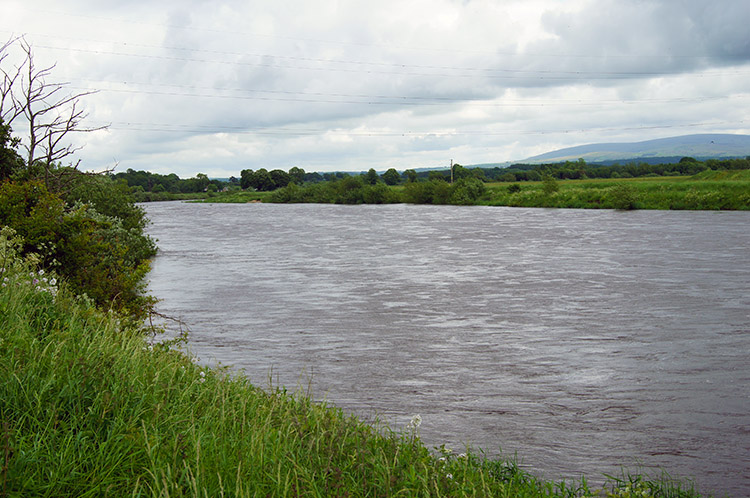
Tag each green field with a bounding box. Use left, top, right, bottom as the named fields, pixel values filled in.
left=482, top=171, right=750, bottom=210
left=0, top=232, right=707, bottom=497
left=195, top=170, right=750, bottom=211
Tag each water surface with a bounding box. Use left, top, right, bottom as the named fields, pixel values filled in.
left=145, top=202, right=750, bottom=496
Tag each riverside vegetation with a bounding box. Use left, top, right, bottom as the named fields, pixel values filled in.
left=180, top=159, right=750, bottom=210
left=1, top=229, right=708, bottom=497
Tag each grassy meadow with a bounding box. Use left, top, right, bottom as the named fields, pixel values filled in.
left=193, top=170, right=750, bottom=210
left=0, top=232, right=709, bottom=497
left=481, top=171, right=750, bottom=210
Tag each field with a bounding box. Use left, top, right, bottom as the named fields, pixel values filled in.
left=191, top=170, right=750, bottom=210
left=482, top=171, right=750, bottom=210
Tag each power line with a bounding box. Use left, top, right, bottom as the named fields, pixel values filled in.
left=70, top=80, right=746, bottom=108
left=33, top=43, right=750, bottom=81
left=10, top=8, right=735, bottom=60
left=95, top=119, right=746, bottom=137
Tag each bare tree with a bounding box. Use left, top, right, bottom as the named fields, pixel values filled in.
left=0, top=36, right=108, bottom=188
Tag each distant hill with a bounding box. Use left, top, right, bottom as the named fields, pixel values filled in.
left=517, top=134, right=750, bottom=165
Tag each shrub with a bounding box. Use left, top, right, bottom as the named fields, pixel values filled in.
left=542, top=175, right=559, bottom=195
left=0, top=180, right=156, bottom=319
left=609, top=183, right=639, bottom=210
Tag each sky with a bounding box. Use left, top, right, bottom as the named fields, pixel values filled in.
left=2, top=0, right=749, bottom=178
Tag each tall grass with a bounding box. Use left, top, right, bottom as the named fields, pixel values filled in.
left=484, top=175, right=750, bottom=210
left=0, top=232, right=709, bottom=496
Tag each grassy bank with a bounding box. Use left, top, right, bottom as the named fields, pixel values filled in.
left=192, top=171, right=750, bottom=210
left=1, top=240, right=706, bottom=496
left=482, top=172, right=750, bottom=210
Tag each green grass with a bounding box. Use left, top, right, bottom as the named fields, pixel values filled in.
left=483, top=174, right=750, bottom=210
left=194, top=172, right=750, bottom=210
left=0, top=236, right=709, bottom=497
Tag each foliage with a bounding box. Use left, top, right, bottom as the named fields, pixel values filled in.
left=111, top=168, right=226, bottom=194
left=269, top=175, right=401, bottom=204
left=542, top=174, right=560, bottom=195
left=0, top=119, right=23, bottom=181
left=382, top=167, right=401, bottom=185
left=609, top=183, right=639, bottom=210
left=0, top=180, right=156, bottom=318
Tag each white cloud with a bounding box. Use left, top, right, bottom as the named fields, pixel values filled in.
left=2, top=0, right=749, bottom=177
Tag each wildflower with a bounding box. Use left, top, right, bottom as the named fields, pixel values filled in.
left=446, top=473, right=453, bottom=479
left=49, top=278, right=57, bottom=286
left=408, top=414, right=422, bottom=429
left=38, top=269, right=45, bottom=276
left=458, top=453, right=466, bottom=459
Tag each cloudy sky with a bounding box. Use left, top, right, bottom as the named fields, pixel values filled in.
left=2, top=0, right=749, bottom=177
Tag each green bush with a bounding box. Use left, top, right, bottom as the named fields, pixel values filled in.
left=0, top=179, right=156, bottom=319
left=609, top=184, right=639, bottom=210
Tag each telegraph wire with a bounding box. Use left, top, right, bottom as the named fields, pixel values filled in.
left=66, top=78, right=746, bottom=107
left=32, top=43, right=750, bottom=81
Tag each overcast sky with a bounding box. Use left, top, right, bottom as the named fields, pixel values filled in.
left=3, top=0, right=749, bottom=177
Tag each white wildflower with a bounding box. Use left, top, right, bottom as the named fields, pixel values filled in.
left=408, top=414, right=422, bottom=429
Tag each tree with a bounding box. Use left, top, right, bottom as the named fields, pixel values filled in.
left=269, top=169, right=291, bottom=189
left=403, top=169, right=417, bottom=183
left=1, top=37, right=108, bottom=189
left=288, top=166, right=305, bottom=184
left=250, top=168, right=274, bottom=191
left=0, top=118, right=23, bottom=180
left=382, top=168, right=401, bottom=185
left=364, top=168, right=379, bottom=185
left=542, top=174, right=559, bottom=195
left=240, top=169, right=254, bottom=190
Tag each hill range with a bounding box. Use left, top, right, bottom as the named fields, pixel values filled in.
left=467, top=133, right=750, bottom=169
left=517, top=133, right=750, bottom=165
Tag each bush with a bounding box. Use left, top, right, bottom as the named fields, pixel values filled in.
left=609, top=183, right=639, bottom=210
left=542, top=175, right=559, bottom=195
left=0, top=179, right=156, bottom=318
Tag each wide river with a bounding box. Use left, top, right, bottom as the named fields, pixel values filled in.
left=144, top=202, right=749, bottom=497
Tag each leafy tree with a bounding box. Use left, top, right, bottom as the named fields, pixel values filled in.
left=364, top=168, right=379, bottom=185
left=0, top=180, right=156, bottom=318
left=382, top=168, right=401, bottom=186
left=269, top=169, right=291, bottom=189
left=542, top=174, right=559, bottom=195
left=288, top=166, right=305, bottom=184
left=0, top=118, right=23, bottom=180
left=240, top=169, right=254, bottom=190
left=403, top=169, right=418, bottom=183
left=428, top=171, right=448, bottom=182
left=449, top=178, right=486, bottom=205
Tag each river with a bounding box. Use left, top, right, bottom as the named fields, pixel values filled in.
left=144, top=202, right=750, bottom=497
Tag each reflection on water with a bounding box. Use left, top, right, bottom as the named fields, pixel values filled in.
left=145, top=202, right=750, bottom=497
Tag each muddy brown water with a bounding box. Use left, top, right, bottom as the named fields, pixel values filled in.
left=144, top=202, right=750, bottom=497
